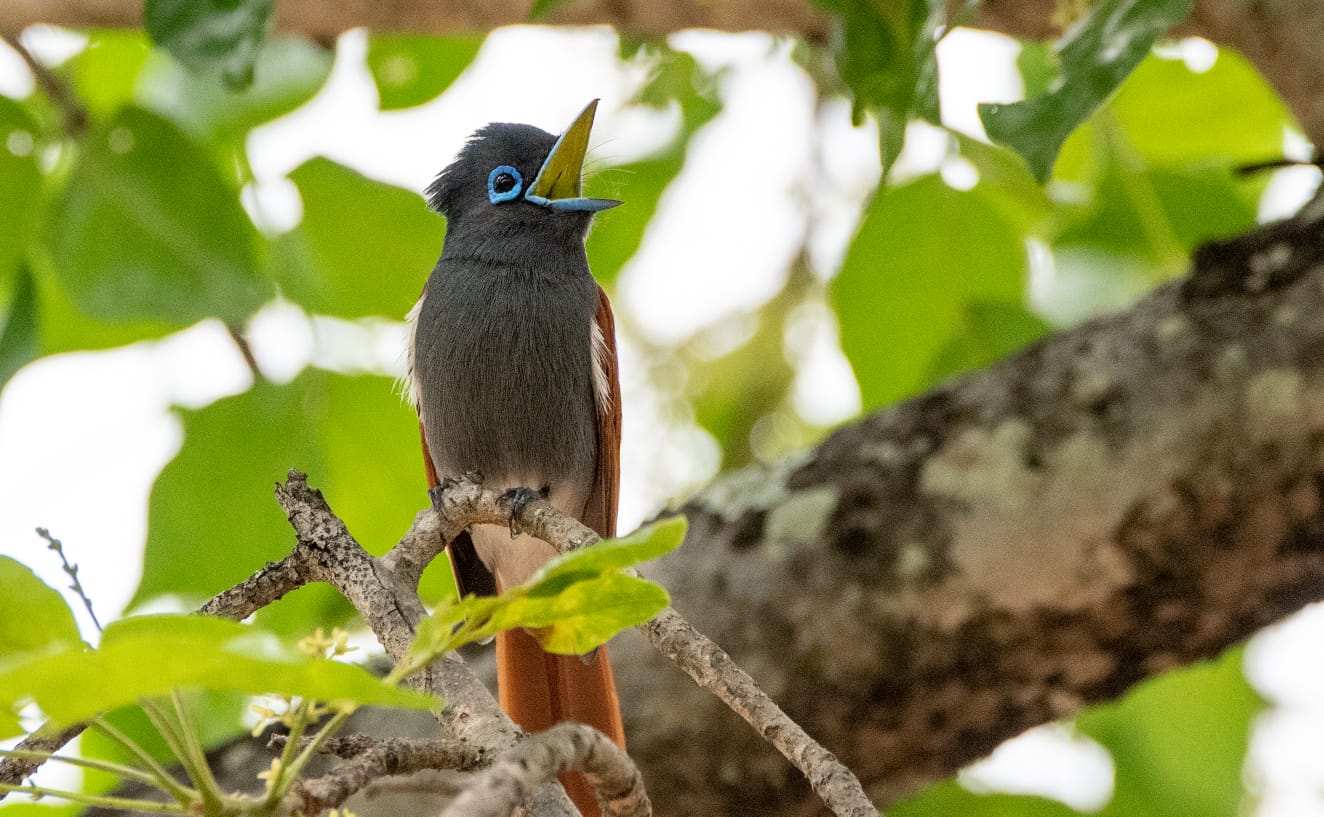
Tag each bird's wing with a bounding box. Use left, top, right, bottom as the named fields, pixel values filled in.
left=581, top=284, right=622, bottom=539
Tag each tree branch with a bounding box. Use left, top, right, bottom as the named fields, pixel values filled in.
left=279, top=734, right=486, bottom=814
left=436, top=723, right=649, bottom=817
left=6, top=0, right=1324, bottom=145
left=605, top=205, right=1324, bottom=811
left=430, top=476, right=880, bottom=817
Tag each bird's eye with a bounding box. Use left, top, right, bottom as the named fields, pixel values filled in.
left=487, top=165, right=523, bottom=204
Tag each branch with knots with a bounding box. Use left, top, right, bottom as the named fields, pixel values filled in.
left=0, top=470, right=878, bottom=817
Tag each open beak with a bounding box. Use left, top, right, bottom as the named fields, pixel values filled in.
left=524, top=99, right=622, bottom=213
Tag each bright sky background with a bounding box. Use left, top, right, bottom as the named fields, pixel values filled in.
left=1, top=23, right=1323, bottom=816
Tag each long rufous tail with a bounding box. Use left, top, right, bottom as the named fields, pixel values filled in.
left=498, top=628, right=624, bottom=817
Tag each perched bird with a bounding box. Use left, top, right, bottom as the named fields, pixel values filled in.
left=407, top=100, right=624, bottom=817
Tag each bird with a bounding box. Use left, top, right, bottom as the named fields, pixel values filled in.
left=406, top=100, right=625, bottom=817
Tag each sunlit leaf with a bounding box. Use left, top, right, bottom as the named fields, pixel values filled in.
left=0, top=556, right=82, bottom=662
left=499, top=573, right=669, bottom=655
left=45, top=107, right=269, bottom=327
left=833, top=175, right=1026, bottom=410
left=979, top=0, right=1194, bottom=182
left=61, top=30, right=152, bottom=119
left=366, top=35, right=483, bottom=111
left=1078, top=648, right=1260, bottom=817
left=1111, top=49, right=1293, bottom=167
left=411, top=519, right=682, bottom=658
left=533, top=517, right=687, bottom=582
left=143, top=0, right=274, bottom=89
left=277, top=158, right=441, bottom=319
left=0, top=97, right=41, bottom=278
left=0, top=615, right=433, bottom=735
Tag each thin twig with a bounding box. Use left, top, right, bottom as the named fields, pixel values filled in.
left=225, top=324, right=264, bottom=382
left=35, top=527, right=101, bottom=632
left=0, top=33, right=87, bottom=136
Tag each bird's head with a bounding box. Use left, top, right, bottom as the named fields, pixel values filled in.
left=426, top=100, right=621, bottom=240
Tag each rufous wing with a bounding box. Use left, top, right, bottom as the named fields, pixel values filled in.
left=581, top=284, right=622, bottom=540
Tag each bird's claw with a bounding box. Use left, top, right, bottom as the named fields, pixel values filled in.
left=503, top=485, right=548, bottom=539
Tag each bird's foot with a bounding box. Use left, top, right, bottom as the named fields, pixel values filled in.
left=503, top=485, right=549, bottom=539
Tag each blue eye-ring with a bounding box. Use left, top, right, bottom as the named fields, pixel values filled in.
left=487, top=165, right=523, bottom=204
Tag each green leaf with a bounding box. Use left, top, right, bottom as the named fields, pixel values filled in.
left=1080, top=648, right=1260, bottom=817
left=0, top=615, right=433, bottom=735
left=366, top=35, right=483, bottom=111
left=0, top=556, right=82, bottom=662
left=929, top=300, right=1051, bottom=383
left=44, top=107, right=269, bottom=327
left=979, top=0, right=1194, bottom=182
left=813, top=0, right=944, bottom=171
left=0, top=267, right=39, bottom=390
left=143, top=0, right=274, bottom=89
left=134, top=370, right=427, bottom=632
left=411, top=519, right=683, bottom=659
left=533, top=517, right=687, bottom=583
left=496, top=573, right=669, bottom=655
left=1109, top=49, right=1293, bottom=167
left=832, top=175, right=1027, bottom=410
left=34, top=262, right=178, bottom=355
left=137, top=36, right=332, bottom=142
left=276, top=158, right=441, bottom=319
left=61, top=30, right=152, bottom=119
left=891, top=779, right=1079, bottom=817
left=528, top=0, right=574, bottom=21
left=0, top=97, right=41, bottom=279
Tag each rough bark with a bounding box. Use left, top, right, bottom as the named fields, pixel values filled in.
left=601, top=207, right=1324, bottom=814
left=4, top=0, right=1323, bottom=147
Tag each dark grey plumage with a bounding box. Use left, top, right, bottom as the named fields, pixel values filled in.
left=410, top=120, right=605, bottom=588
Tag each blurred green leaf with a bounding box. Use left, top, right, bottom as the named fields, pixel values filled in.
left=1111, top=50, right=1293, bottom=166
left=0, top=615, right=433, bottom=735
left=277, top=158, right=440, bottom=319
left=0, top=267, right=38, bottom=390
left=929, top=300, right=1051, bottom=383
left=137, top=36, right=332, bottom=144
left=143, top=0, right=273, bottom=89
left=979, top=0, right=1193, bottom=182
left=366, top=35, right=483, bottom=111
left=134, top=369, right=426, bottom=632
left=528, top=0, right=574, bottom=21
left=813, top=0, right=944, bottom=170
left=83, top=692, right=249, bottom=773
left=61, top=30, right=152, bottom=119
left=45, top=107, right=269, bottom=327
left=892, top=779, right=1079, bottom=817
left=0, top=556, right=82, bottom=662
left=0, top=97, right=42, bottom=279
left=833, top=175, right=1026, bottom=410
left=1078, top=648, right=1260, bottom=817
left=33, top=262, right=177, bottom=355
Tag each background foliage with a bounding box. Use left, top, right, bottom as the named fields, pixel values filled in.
left=0, top=0, right=1310, bottom=813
